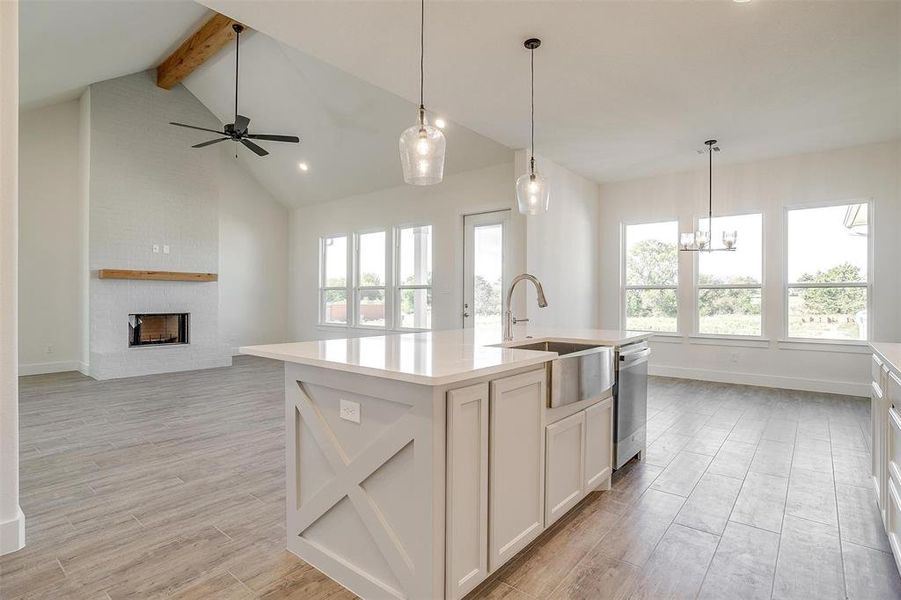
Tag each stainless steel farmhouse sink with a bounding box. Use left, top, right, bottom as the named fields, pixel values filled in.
left=503, top=340, right=614, bottom=408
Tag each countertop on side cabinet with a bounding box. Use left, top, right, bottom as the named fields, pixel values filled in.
left=871, top=342, right=901, bottom=373
left=240, top=327, right=652, bottom=387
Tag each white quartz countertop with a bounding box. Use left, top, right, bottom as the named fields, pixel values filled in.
left=871, top=342, right=901, bottom=373
left=240, top=327, right=652, bottom=386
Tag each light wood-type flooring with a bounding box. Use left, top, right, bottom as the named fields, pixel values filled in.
left=2, top=356, right=900, bottom=599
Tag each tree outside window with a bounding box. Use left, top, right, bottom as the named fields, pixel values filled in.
left=623, top=221, right=678, bottom=333
left=787, top=204, right=868, bottom=340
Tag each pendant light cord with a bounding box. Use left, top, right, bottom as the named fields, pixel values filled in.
left=419, top=0, right=425, bottom=115
left=530, top=45, right=535, bottom=175
left=708, top=141, right=713, bottom=230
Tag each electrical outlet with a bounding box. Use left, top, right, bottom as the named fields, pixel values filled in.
left=163, top=245, right=170, bottom=254
left=152, top=244, right=160, bottom=254
left=45, top=345, right=53, bottom=355
left=339, top=399, right=361, bottom=424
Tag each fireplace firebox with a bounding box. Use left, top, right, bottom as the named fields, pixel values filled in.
left=128, top=313, right=189, bottom=347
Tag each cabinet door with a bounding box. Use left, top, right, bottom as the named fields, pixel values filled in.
left=873, top=381, right=886, bottom=510
left=446, top=383, right=489, bottom=599
left=545, top=411, right=586, bottom=527
left=887, top=478, right=901, bottom=575
left=489, top=369, right=546, bottom=572
left=585, top=398, right=614, bottom=492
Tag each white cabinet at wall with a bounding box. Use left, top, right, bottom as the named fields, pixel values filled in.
left=445, top=382, right=489, bottom=600
left=488, top=369, right=546, bottom=572
left=584, top=398, right=614, bottom=492
left=872, top=350, right=901, bottom=577
left=873, top=354, right=887, bottom=516
left=887, top=378, right=901, bottom=574
left=545, top=411, right=586, bottom=526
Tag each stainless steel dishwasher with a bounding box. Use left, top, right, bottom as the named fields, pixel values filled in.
left=614, top=341, right=650, bottom=469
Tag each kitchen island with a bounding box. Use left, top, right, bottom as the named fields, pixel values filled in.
left=241, top=327, right=651, bottom=600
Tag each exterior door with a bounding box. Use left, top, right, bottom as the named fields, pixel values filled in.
left=463, top=210, right=510, bottom=329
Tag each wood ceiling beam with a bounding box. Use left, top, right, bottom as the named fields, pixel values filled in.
left=156, top=12, right=242, bottom=90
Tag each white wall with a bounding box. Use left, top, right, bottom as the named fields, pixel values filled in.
left=288, top=162, right=523, bottom=341
left=16, top=75, right=292, bottom=376
left=598, top=140, right=901, bottom=396
left=516, top=151, right=601, bottom=328
left=18, top=100, right=83, bottom=374
left=0, top=0, right=24, bottom=556
left=218, top=150, right=290, bottom=351
left=78, top=89, right=90, bottom=371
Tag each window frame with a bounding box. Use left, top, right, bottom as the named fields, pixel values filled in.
left=318, top=234, right=352, bottom=327
left=318, top=224, right=434, bottom=332
left=394, top=223, right=433, bottom=332
left=693, top=211, right=766, bottom=339
left=353, top=229, right=390, bottom=330
left=620, top=218, right=680, bottom=335
left=782, top=199, right=873, bottom=343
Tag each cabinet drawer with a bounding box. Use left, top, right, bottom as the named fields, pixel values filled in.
left=886, top=478, right=901, bottom=575
left=890, top=372, right=901, bottom=409
left=873, top=354, right=885, bottom=389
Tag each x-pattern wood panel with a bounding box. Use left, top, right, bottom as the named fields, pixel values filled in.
left=290, top=381, right=418, bottom=597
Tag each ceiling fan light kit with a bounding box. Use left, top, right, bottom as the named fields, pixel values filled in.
left=399, top=0, right=446, bottom=185
left=169, top=23, right=300, bottom=157
left=680, top=139, right=737, bottom=252
left=515, top=38, right=549, bottom=216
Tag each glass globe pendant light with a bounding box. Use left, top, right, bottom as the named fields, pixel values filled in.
left=516, top=38, right=549, bottom=215
left=399, top=0, right=446, bottom=185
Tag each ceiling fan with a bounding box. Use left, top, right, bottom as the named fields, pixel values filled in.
left=169, top=23, right=299, bottom=157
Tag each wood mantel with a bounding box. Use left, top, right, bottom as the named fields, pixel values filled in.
left=97, top=269, right=218, bottom=282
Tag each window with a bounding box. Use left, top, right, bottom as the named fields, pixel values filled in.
left=786, top=203, right=869, bottom=340
left=697, top=213, right=763, bottom=336
left=623, top=221, right=678, bottom=332
left=319, top=225, right=433, bottom=330
left=396, top=225, right=433, bottom=329
left=356, top=231, right=387, bottom=327
left=320, top=235, right=349, bottom=324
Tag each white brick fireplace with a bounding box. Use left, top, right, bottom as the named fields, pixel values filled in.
left=86, top=71, right=231, bottom=379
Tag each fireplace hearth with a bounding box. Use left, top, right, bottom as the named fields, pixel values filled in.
left=129, top=313, right=189, bottom=347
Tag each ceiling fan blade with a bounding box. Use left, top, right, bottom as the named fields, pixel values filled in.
left=241, top=139, right=269, bottom=157
left=234, top=114, right=250, bottom=135
left=170, top=122, right=223, bottom=135
left=245, top=134, right=300, bottom=143
left=192, top=138, right=229, bottom=148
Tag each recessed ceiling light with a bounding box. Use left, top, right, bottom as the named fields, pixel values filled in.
left=434, top=117, right=447, bottom=129
left=733, top=0, right=751, bottom=3
left=298, top=162, right=309, bottom=172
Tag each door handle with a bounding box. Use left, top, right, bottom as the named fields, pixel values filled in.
left=463, top=312, right=470, bottom=318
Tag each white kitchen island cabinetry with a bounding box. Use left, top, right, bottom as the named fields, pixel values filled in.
left=545, top=410, right=586, bottom=526
left=487, top=369, right=547, bottom=572
left=242, top=327, right=649, bottom=600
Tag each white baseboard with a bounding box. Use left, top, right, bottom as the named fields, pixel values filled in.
left=18, top=360, right=83, bottom=376
left=649, top=364, right=870, bottom=398
left=0, top=506, right=25, bottom=556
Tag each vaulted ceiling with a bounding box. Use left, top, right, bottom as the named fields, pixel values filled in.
left=201, top=0, right=901, bottom=182
left=19, top=1, right=901, bottom=207
left=18, top=1, right=512, bottom=207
